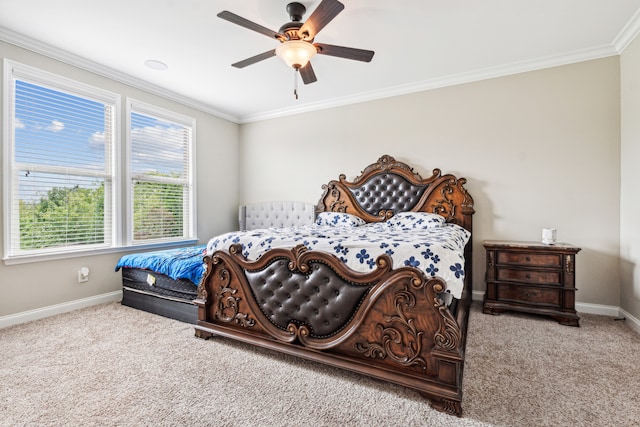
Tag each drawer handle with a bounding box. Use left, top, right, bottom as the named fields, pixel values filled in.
left=525, top=256, right=531, bottom=262
left=525, top=273, right=531, bottom=279
left=524, top=291, right=536, bottom=298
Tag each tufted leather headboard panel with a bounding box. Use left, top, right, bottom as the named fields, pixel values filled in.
left=245, top=259, right=370, bottom=337
left=347, top=172, right=428, bottom=216
left=239, top=201, right=315, bottom=231
left=316, top=155, right=474, bottom=233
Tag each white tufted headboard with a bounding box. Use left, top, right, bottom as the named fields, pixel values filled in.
left=238, top=201, right=316, bottom=231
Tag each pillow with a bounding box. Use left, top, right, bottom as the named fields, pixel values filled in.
left=315, top=212, right=366, bottom=227
left=386, top=212, right=445, bottom=229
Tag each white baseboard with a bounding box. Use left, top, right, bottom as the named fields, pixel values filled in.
left=3, top=289, right=639, bottom=336
left=618, top=308, right=640, bottom=334
left=472, top=290, right=485, bottom=301
left=0, top=290, right=122, bottom=329
left=574, top=301, right=620, bottom=317
left=472, top=290, right=623, bottom=317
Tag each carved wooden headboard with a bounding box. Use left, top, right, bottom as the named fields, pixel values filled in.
left=315, top=155, right=475, bottom=234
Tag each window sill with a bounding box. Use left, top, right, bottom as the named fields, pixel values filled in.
left=3, top=239, right=199, bottom=265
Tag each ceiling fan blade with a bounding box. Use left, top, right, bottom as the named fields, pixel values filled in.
left=299, top=62, right=317, bottom=85
left=299, top=0, right=345, bottom=40
left=217, top=11, right=284, bottom=41
left=231, top=50, right=276, bottom=68
left=315, top=43, right=375, bottom=62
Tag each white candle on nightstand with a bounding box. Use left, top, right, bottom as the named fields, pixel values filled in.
left=542, top=228, right=557, bottom=245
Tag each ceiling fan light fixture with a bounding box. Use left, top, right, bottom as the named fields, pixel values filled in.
left=275, top=40, right=317, bottom=69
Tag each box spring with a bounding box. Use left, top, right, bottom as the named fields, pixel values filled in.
left=121, top=267, right=197, bottom=324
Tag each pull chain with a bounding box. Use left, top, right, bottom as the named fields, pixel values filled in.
left=293, top=68, right=299, bottom=100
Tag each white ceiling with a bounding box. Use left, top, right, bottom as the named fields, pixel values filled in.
left=1, top=0, right=640, bottom=123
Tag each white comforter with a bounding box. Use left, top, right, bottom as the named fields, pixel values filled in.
left=206, top=213, right=470, bottom=299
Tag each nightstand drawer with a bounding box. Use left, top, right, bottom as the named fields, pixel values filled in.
left=497, top=284, right=561, bottom=306
left=496, top=251, right=562, bottom=268
left=496, top=268, right=561, bottom=285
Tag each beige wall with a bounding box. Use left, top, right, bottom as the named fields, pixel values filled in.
left=0, top=41, right=240, bottom=317
left=240, top=57, right=622, bottom=306
left=0, top=41, right=628, bottom=319
left=621, top=36, right=640, bottom=322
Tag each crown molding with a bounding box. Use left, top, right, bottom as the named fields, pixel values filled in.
left=239, top=43, right=618, bottom=123
left=0, top=27, right=240, bottom=123
left=613, top=7, right=640, bottom=53
left=0, top=26, right=624, bottom=126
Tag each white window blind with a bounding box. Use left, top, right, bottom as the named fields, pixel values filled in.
left=127, top=100, right=195, bottom=244
left=4, top=61, right=118, bottom=259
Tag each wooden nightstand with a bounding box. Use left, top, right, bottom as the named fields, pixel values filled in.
left=482, top=240, right=581, bottom=326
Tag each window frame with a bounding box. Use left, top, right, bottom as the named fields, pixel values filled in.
left=2, top=60, right=198, bottom=265
left=125, top=98, right=197, bottom=247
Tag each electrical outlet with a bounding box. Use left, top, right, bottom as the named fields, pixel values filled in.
left=78, top=267, right=90, bottom=283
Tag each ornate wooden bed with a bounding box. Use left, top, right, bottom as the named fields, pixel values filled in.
left=194, top=155, right=475, bottom=416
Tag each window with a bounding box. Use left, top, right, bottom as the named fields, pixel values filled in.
left=3, top=60, right=197, bottom=263
left=126, top=100, right=195, bottom=245
left=3, top=60, right=118, bottom=260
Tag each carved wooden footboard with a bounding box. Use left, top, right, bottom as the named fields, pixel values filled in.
left=195, top=155, right=474, bottom=416
left=194, top=244, right=468, bottom=415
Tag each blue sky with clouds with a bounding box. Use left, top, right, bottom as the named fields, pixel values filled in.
left=14, top=80, right=107, bottom=170
left=13, top=79, right=189, bottom=203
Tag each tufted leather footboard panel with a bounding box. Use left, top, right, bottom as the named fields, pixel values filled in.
left=245, top=259, right=371, bottom=337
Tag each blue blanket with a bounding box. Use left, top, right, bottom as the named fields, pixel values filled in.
left=115, top=245, right=207, bottom=285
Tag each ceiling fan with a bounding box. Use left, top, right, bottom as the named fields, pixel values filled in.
left=217, top=0, right=375, bottom=96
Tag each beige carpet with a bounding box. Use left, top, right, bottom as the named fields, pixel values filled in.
left=0, top=301, right=638, bottom=426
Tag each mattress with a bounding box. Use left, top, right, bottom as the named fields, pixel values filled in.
left=116, top=245, right=206, bottom=324
left=207, top=212, right=471, bottom=300
left=115, top=245, right=207, bottom=285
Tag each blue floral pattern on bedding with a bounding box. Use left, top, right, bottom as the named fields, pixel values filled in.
left=206, top=220, right=470, bottom=299
left=386, top=211, right=445, bottom=229
left=115, top=245, right=207, bottom=285
left=315, top=212, right=367, bottom=227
